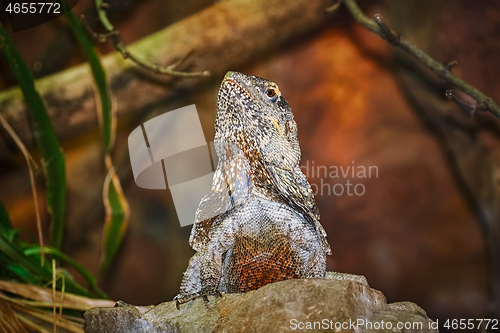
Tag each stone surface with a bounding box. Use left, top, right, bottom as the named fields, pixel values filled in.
left=84, top=274, right=437, bottom=333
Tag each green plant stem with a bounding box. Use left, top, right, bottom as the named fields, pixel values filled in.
left=95, top=0, right=114, bottom=31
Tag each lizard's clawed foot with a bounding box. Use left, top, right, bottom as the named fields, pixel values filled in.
left=175, top=293, right=200, bottom=310
left=200, top=288, right=222, bottom=304
left=174, top=289, right=222, bottom=310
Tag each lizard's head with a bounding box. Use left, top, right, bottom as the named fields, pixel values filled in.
left=215, top=71, right=301, bottom=169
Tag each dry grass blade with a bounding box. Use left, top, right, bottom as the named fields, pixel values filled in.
left=0, top=292, right=92, bottom=314
left=12, top=304, right=84, bottom=333
left=0, top=115, right=38, bottom=168
left=0, top=299, right=28, bottom=333
left=15, top=314, right=52, bottom=333
left=0, top=314, right=17, bottom=333
left=0, top=281, right=115, bottom=309
left=52, top=259, right=58, bottom=333
left=0, top=114, right=45, bottom=265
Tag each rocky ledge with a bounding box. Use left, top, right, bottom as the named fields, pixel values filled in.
left=84, top=272, right=438, bottom=333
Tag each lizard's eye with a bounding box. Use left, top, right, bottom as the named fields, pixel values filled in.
left=265, top=88, right=278, bottom=101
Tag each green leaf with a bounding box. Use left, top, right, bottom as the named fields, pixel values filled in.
left=62, top=4, right=129, bottom=274
left=100, top=179, right=128, bottom=273
left=24, top=246, right=107, bottom=299
left=0, top=200, right=12, bottom=232
left=0, top=24, right=66, bottom=250
left=7, top=263, right=41, bottom=284
left=62, top=5, right=113, bottom=152
left=0, top=232, right=51, bottom=281
left=0, top=234, right=92, bottom=297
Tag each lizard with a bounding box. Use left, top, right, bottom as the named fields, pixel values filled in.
left=174, top=71, right=332, bottom=308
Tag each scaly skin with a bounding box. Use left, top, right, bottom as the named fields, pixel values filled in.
left=175, top=72, right=331, bottom=306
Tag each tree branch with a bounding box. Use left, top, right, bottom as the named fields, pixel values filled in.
left=0, top=0, right=336, bottom=158
left=80, top=14, right=210, bottom=78
left=341, top=0, right=500, bottom=119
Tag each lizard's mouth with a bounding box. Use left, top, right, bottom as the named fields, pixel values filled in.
left=222, top=78, right=252, bottom=100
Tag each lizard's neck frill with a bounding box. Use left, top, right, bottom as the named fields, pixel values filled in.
left=251, top=183, right=282, bottom=203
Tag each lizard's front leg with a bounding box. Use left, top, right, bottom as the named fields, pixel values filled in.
left=174, top=253, right=203, bottom=309
left=198, top=245, right=224, bottom=301
left=200, top=217, right=237, bottom=294
left=176, top=217, right=237, bottom=308
left=174, top=249, right=223, bottom=309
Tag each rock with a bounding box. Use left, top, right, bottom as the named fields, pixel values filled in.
left=84, top=273, right=438, bottom=333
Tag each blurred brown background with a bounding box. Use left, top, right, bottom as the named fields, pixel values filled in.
left=1, top=0, right=499, bottom=325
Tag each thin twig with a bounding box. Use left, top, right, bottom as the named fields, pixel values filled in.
left=341, top=0, right=500, bottom=118
left=373, top=14, right=399, bottom=44
left=325, top=1, right=341, bottom=13
left=445, top=90, right=476, bottom=116
left=116, top=43, right=210, bottom=77
left=444, top=60, right=458, bottom=72
left=445, top=90, right=489, bottom=116
left=80, top=15, right=210, bottom=77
